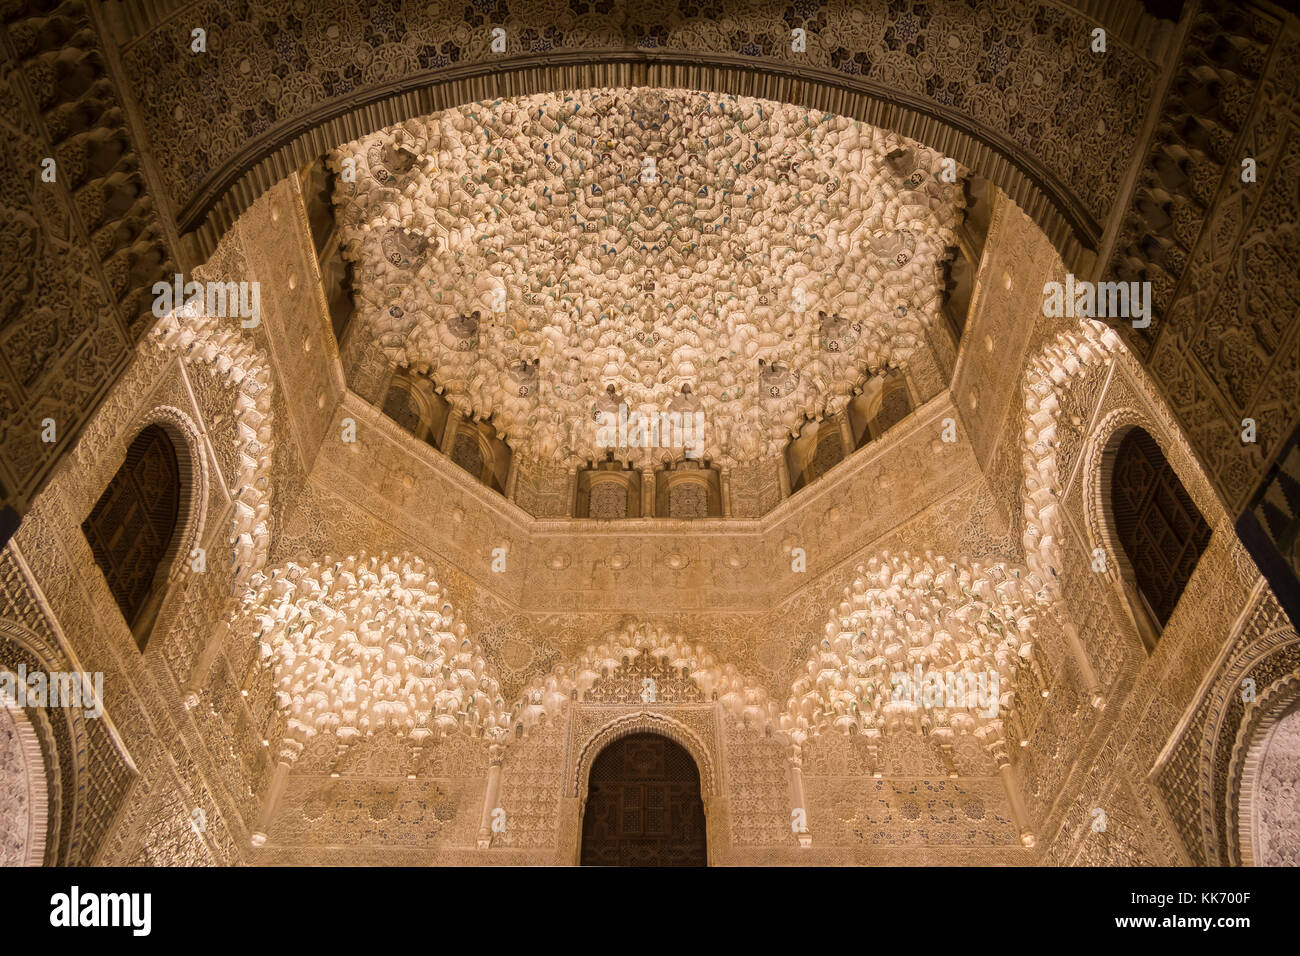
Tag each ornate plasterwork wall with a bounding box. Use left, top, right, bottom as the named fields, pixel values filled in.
left=112, top=0, right=1169, bottom=271
left=0, top=1, right=177, bottom=519
left=8, top=156, right=1287, bottom=865
left=4, top=4, right=1297, bottom=863
left=0, top=206, right=319, bottom=865
left=6, top=291, right=1285, bottom=865
left=1105, top=5, right=1300, bottom=517
left=1006, top=340, right=1268, bottom=868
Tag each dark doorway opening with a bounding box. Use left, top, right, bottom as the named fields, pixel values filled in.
left=580, top=732, right=707, bottom=867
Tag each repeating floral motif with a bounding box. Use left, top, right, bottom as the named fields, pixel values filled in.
left=119, top=0, right=1156, bottom=248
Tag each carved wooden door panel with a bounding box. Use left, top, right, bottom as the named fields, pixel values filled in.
left=580, top=733, right=707, bottom=867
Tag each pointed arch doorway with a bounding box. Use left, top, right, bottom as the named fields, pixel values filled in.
left=579, top=732, right=707, bottom=867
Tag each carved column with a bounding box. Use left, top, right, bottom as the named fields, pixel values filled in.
left=641, top=466, right=656, bottom=517
left=838, top=412, right=855, bottom=455
left=438, top=414, right=458, bottom=454
left=250, top=743, right=299, bottom=848
left=719, top=468, right=732, bottom=517
left=788, top=742, right=812, bottom=848
left=504, top=457, right=520, bottom=501
left=565, top=466, right=579, bottom=516
left=703, top=794, right=731, bottom=865
left=987, top=736, right=1035, bottom=848
left=183, top=618, right=230, bottom=708
left=477, top=743, right=505, bottom=849
left=1062, top=620, right=1105, bottom=708
left=777, top=455, right=792, bottom=499
left=556, top=796, right=583, bottom=865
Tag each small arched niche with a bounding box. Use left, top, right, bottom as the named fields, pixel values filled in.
left=785, top=416, right=846, bottom=494
left=579, top=732, right=707, bottom=867
left=381, top=368, right=451, bottom=448
left=1104, top=425, right=1212, bottom=652
left=846, top=369, right=912, bottom=451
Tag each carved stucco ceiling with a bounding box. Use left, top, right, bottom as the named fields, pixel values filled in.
left=331, top=89, right=963, bottom=466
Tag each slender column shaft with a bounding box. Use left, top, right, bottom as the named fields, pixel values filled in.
left=996, top=757, right=1036, bottom=848
left=789, top=744, right=812, bottom=848
left=641, top=467, right=656, bottom=518
left=477, top=745, right=505, bottom=849
left=250, top=756, right=294, bottom=848
left=1062, top=621, right=1104, bottom=708
left=183, top=619, right=229, bottom=708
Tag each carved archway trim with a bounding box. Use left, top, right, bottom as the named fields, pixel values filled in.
left=1194, top=625, right=1300, bottom=866
left=186, top=56, right=1095, bottom=273
left=0, top=696, right=49, bottom=867
left=1229, top=672, right=1300, bottom=867
left=571, top=709, right=719, bottom=800
left=0, top=618, right=77, bottom=865
left=127, top=405, right=210, bottom=589
left=1078, top=401, right=1228, bottom=648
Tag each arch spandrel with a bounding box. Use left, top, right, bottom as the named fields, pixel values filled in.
left=511, top=619, right=778, bottom=743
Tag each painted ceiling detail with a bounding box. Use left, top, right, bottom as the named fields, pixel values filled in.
left=331, top=89, right=963, bottom=466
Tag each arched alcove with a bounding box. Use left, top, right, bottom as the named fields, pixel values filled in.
left=81, top=423, right=184, bottom=650
left=1104, top=425, right=1212, bottom=651
left=579, top=732, right=707, bottom=867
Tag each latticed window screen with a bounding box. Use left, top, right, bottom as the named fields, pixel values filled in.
left=589, top=481, right=629, bottom=519
left=450, top=430, right=484, bottom=480
left=1111, top=428, right=1211, bottom=628
left=668, top=482, right=708, bottom=518
left=381, top=384, right=423, bottom=436
left=580, top=733, right=707, bottom=867
left=82, top=425, right=180, bottom=637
